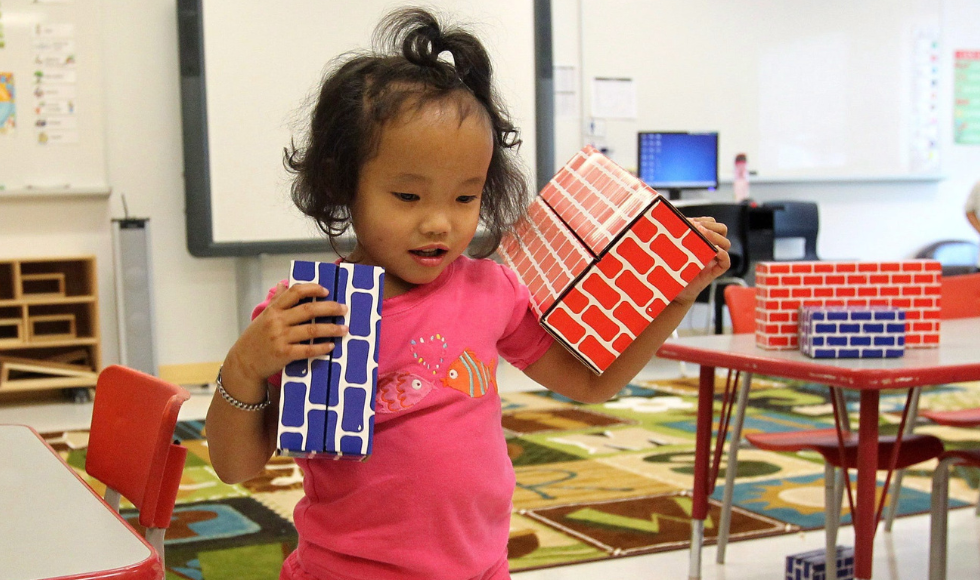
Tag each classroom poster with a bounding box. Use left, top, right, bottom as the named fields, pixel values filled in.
left=0, top=72, right=14, bottom=134
left=33, top=20, right=78, bottom=143
left=954, top=50, right=980, bottom=145
left=909, top=29, right=940, bottom=172
left=0, top=1, right=6, bottom=49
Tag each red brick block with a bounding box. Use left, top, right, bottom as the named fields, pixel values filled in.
left=651, top=234, right=690, bottom=271
left=631, top=215, right=659, bottom=243
left=583, top=274, right=619, bottom=310
left=754, top=260, right=942, bottom=350
left=582, top=305, right=619, bottom=342
left=564, top=288, right=589, bottom=314
left=596, top=253, right=623, bottom=278
left=499, top=146, right=715, bottom=373
left=546, top=307, right=586, bottom=344
left=792, top=263, right=813, bottom=274
left=614, top=269, right=654, bottom=306
left=614, top=302, right=648, bottom=336
left=579, top=336, right=616, bottom=370
left=618, top=238, right=655, bottom=274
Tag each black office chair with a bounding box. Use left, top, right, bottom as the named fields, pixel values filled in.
left=914, top=240, right=978, bottom=277
left=764, top=200, right=820, bottom=261
left=678, top=203, right=750, bottom=333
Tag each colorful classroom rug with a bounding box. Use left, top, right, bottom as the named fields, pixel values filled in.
left=41, top=376, right=980, bottom=579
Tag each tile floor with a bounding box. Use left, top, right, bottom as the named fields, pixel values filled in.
left=3, top=354, right=978, bottom=579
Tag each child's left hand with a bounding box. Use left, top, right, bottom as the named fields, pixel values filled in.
left=672, top=217, right=732, bottom=306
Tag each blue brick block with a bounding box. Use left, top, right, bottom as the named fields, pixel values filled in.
left=785, top=546, right=855, bottom=580
left=278, top=260, right=385, bottom=460
left=799, top=306, right=905, bottom=359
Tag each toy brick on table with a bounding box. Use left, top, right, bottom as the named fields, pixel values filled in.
left=498, top=145, right=717, bottom=374
left=785, top=546, right=854, bottom=580
left=755, top=260, right=941, bottom=350
left=277, top=260, right=384, bottom=460
left=799, top=306, right=906, bottom=359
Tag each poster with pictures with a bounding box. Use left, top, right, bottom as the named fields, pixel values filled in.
left=954, top=50, right=980, bottom=145
left=0, top=72, right=14, bottom=134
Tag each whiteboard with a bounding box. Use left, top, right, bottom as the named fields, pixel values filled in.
left=0, top=0, right=108, bottom=195
left=178, top=0, right=538, bottom=256
left=578, top=0, right=943, bottom=181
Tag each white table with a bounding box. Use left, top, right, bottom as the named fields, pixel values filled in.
left=0, top=424, right=162, bottom=580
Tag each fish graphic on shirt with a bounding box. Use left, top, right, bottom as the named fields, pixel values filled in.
left=376, top=371, right=434, bottom=413
left=441, top=350, right=497, bottom=397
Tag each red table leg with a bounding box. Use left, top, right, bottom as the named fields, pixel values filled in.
left=854, top=390, right=880, bottom=580
left=688, top=364, right=716, bottom=579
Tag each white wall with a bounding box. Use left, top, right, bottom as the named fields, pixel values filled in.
left=2, top=0, right=979, bottom=374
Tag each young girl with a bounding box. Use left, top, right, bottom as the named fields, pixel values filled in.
left=206, top=8, right=730, bottom=580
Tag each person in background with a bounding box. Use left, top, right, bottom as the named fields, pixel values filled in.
left=966, top=179, right=980, bottom=270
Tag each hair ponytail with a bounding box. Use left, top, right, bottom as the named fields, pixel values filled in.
left=287, top=7, right=528, bottom=258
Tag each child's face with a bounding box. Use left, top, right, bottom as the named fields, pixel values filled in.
left=349, top=100, right=493, bottom=298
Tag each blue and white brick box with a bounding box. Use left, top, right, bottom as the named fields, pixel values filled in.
left=277, top=260, right=384, bottom=460
left=786, top=546, right=855, bottom=580
left=798, top=306, right=906, bottom=359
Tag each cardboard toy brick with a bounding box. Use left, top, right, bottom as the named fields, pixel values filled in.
left=799, top=306, right=906, bottom=359
left=785, top=546, right=855, bottom=580
left=498, top=145, right=717, bottom=374
left=755, top=260, right=941, bottom=350
left=277, top=260, right=384, bottom=460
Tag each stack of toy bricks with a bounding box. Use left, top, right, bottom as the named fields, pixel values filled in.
left=755, top=261, right=941, bottom=352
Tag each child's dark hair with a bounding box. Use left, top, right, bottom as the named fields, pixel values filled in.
left=284, top=8, right=528, bottom=258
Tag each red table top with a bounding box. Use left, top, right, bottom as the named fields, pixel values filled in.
left=657, top=317, right=980, bottom=390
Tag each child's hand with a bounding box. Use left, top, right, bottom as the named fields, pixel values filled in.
left=672, top=217, right=732, bottom=306
left=227, top=282, right=349, bottom=385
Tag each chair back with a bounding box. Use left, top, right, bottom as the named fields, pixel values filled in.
left=916, top=240, right=979, bottom=277
left=764, top=200, right=820, bottom=261
left=940, top=272, right=980, bottom=320
left=678, top=203, right=749, bottom=277
left=724, top=284, right=757, bottom=334
left=86, top=365, right=189, bottom=532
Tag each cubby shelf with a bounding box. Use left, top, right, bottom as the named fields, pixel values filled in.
left=0, top=257, right=101, bottom=393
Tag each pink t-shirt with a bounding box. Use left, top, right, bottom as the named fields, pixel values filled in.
left=255, top=256, right=554, bottom=580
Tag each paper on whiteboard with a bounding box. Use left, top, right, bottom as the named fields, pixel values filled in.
left=554, top=65, right=578, bottom=117
left=591, top=77, right=636, bottom=119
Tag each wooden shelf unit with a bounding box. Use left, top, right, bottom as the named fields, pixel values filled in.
left=0, top=257, right=101, bottom=393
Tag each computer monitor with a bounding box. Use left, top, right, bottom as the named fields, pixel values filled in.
left=637, top=132, right=719, bottom=200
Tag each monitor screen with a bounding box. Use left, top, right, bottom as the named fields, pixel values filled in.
left=637, top=132, right=719, bottom=196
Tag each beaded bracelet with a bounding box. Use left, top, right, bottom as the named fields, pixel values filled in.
left=215, top=366, right=271, bottom=412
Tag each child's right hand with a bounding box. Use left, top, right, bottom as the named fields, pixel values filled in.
left=226, top=282, right=349, bottom=387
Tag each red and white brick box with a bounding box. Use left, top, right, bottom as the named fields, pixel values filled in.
left=755, top=260, right=942, bottom=350
left=498, top=146, right=717, bottom=374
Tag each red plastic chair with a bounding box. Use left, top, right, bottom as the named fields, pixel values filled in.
left=938, top=272, right=980, bottom=320
left=85, top=365, right=190, bottom=568
left=714, top=286, right=944, bottom=575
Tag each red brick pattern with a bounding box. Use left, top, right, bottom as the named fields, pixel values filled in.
left=498, top=197, right=592, bottom=317
left=541, top=201, right=715, bottom=372
left=540, top=146, right=659, bottom=256
left=755, top=260, right=942, bottom=350
left=500, top=147, right=716, bottom=373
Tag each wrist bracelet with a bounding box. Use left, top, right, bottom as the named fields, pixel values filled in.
left=216, top=366, right=271, bottom=412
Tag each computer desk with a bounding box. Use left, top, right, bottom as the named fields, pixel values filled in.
left=0, top=424, right=162, bottom=580
left=657, top=317, right=980, bottom=580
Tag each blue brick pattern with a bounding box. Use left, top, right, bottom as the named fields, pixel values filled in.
left=799, top=306, right=905, bottom=359
left=277, top=260, right=384, bottom=460
left=786, top=546, right=855, bottom=580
